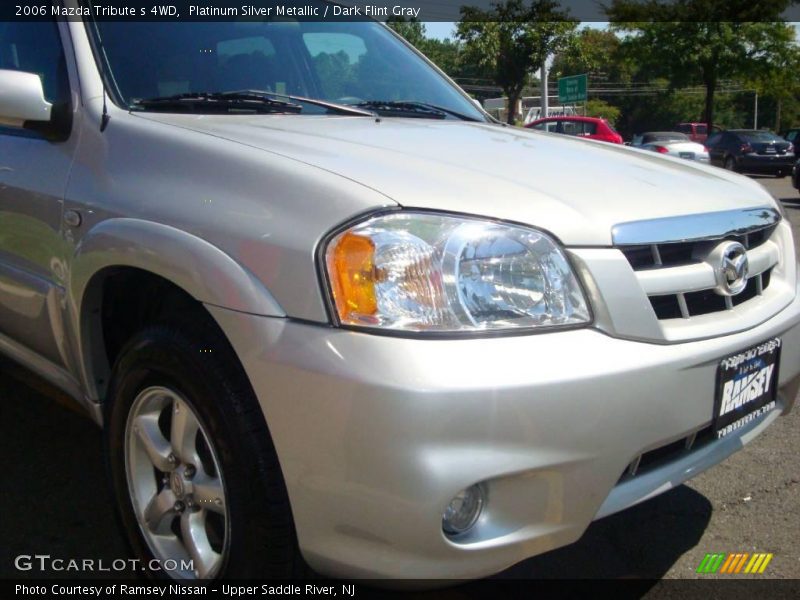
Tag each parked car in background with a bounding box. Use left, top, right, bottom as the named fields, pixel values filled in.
left=676, top=122, right=723, bottom=143
left=784, top=128, right=800, bottom=155
left=630, top=131, right=710, bottom=163
left=706, top=130, right=795, bottom=177
left=522, top=105, right=577, bottom=125
left=525, top=116, right=624, bottom=144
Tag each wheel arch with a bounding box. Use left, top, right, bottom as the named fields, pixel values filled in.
left=70, top=218, right=285, bottom=404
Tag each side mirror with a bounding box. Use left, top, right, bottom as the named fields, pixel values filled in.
left=0, top=70, right=52, bottom=129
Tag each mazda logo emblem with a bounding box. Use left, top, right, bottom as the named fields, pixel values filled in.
left=711, top=241, right=749, bottom=296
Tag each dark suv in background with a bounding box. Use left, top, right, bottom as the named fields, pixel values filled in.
left=706, top=129, right=795, bottom=176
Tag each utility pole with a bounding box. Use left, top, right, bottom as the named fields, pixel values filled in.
left=540, top=58, right=548, bottom=118
left=753, top=91, right=758, bottom=129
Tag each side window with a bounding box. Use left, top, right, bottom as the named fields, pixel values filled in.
left=561, top=120, right=581, bottom=136
left=0, top=21, right=69, bottom=105
left=583, top=121, right=598, bottom=135
left=705, top=133, right=722, bottom=146
left=696, top=125, right=707, bottom=135
left=534, top=121, right=558, bottom=132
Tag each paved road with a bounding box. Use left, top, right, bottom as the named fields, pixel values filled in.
left=1, top=176, right=799, bottom=586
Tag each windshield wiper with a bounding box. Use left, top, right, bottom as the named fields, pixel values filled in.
left=131, top=92, right=303, bottom=114
left=224, top=90, right=376, bottom=117
left=354, top=101, right=480, bottom=122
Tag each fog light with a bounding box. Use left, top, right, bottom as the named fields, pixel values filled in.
left=442, top=484, right=484, bottom=536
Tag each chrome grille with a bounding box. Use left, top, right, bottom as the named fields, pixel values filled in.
left=613, top=207, right=782, bottom=322
left=619, top=225, right=774, bottom=271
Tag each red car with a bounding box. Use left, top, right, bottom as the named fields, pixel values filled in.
left=525, top=116, right=623, bottom=144
left=675, top=122, right=723, bottom=143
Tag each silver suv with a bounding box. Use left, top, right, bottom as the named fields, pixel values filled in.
left=1, top=7, right=799, bottom=581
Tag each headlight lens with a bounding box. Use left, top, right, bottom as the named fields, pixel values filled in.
left=325, top=212, right=590, bottom=333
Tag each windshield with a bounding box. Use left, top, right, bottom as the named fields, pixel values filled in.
left=738, top=131, right=782, bottom=142
left=87, top=13, right=485, bottom=121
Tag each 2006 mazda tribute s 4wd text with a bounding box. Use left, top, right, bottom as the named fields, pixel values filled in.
left=1, top=2, right=799, bottom=581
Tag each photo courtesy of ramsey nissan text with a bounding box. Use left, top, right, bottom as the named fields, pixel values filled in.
left=1, top=0, right=800, bottom=596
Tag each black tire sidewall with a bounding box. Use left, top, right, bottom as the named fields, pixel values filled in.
left=104, top=324, right=297, bottom=579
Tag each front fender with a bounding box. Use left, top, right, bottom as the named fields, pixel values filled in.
left=68, top=217, right=285, bottom=403
left=70, top=218, right=285, bottom=316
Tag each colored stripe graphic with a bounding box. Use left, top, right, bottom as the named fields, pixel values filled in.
left=745, top=554, right=761, bottom=573
left=719, top=554, right=736, bottom=573
left=696, top=554, right=713, bottom=573
left=699, top=553, right=774, bottom=574
left=733, top=553, right=749, bottom=573
left=758, top=554, right=773, bottom=573
left=697, top=553, right=727, bottom=573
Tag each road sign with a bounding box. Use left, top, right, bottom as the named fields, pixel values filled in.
left=558, top=74, right=588, bottom=103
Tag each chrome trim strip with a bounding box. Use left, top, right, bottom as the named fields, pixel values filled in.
left=612, top=207, right=781, bottom=246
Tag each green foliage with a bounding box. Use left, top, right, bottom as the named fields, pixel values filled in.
left=386, top=17, right=427, bottom=48
left=457, top=0, right=578, bottom=123
left=607, top=0, right=797, bottom=130
left=551, top=28, right=632, bottom=83
left=387, top=17, right=480, bottom=79
left=585, top=99, right=621, bottom=126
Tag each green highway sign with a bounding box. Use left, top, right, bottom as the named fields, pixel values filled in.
left=558, top=74, right=588, bottom=103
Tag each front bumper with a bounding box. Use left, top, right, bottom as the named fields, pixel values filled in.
left=208, top=292, right=800, bottom=580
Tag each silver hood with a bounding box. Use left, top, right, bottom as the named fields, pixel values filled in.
left=137, top=113, right=776, bottom=246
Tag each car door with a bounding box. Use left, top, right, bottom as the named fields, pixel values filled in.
left=0, top=21, right=76, bottom=368
left=705, top=132, right=725, bottom=166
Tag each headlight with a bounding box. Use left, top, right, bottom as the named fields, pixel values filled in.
left=323, top=212, right=591, bottom=333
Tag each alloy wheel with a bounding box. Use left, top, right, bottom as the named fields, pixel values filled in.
left=124, top=386, right=229, bottom=579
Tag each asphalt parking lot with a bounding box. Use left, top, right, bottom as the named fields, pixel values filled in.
left=1, top=176, right=799, bottom=588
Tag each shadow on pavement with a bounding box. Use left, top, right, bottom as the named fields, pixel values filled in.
left=0, top=357, right=712, bottom=586
left=495, top=485, right=711, bottom=580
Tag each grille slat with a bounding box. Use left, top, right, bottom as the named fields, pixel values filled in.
left=619, top=224, right=777, bottom=320
left=618, top=426, right=714, bottom=483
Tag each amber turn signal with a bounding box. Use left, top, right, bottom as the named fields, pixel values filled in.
left=329, top=232, right=378, bottom=322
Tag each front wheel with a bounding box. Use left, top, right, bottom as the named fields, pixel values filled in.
left=104, top=317, right=305, bottom=579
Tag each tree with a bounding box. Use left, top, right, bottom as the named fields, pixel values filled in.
left=607, top=0, right=797, bottom=131
left=457, top=0, right=578, bottom=124
left=419, top=38, right=464, bottom=76
left=387, top=18, right=468, bottom=77
left=745, top=43, right=800, bottom=131
left=585, top=99, right=621, bottom=126
left=551, top=28, right=631, bottom=83
left=386, top=17, right=427, bottom=49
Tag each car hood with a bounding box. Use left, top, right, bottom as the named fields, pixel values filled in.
left=137, top=113, right=775, bottom=246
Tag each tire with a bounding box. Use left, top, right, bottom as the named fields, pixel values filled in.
left=104, top=313, right=306, bottom=579
left=775, top=170, right=787, bottom=178
left=724, top=156, right=737, bottom=172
